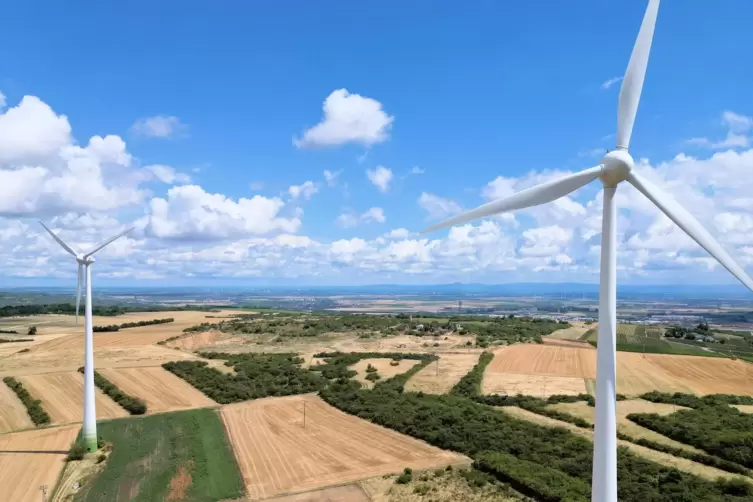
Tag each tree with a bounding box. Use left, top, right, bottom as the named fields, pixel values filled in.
left=27, top=326, right=37, bottom=336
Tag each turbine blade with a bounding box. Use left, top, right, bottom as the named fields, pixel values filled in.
left=76, top=264, right=83, bottom=325
left=84, top=227, right=135, bottom=258
left=422, top=166, right=602, bottom=233
left=628, top=172, right=753, bottom=292
left=39, top=221, right=78, bottom=257
left=616, top=0, right=660, bottom=150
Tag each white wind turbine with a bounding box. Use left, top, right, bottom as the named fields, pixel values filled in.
left=422, top=1, right=753, bottom=500
left=40, top=221, right=134, bottom=452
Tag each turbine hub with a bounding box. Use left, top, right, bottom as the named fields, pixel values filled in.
left=599, top=148, right=634, bottom=187
left=76, top=255, right=95, bottom=264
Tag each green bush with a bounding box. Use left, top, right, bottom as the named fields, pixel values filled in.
left=3, top=376, right=50, bottom=425
left=67, top=440, right=87, bottom=461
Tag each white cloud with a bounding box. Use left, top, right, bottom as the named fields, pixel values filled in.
left=323, top=169, right=342, bottom=187
left=337, top=207, right=386, bottom=228
left=601, top=76, right=623, bottom=90
left=130, top=115, right=186, bottom=138
left=366, top=165, right=392, bottom=192
left=288, top=181, right=319, bottom=200
left=418, top=192, right=462, bottom=221
left=386, top=228, right=412, bottom=239
left=0, top=95, right=72, bottom=164
left=294, top=89, right=393, bottom=148
left=146, top=164, right=191, bottom=185
left=144, top=185, right=300, bottom=240
left=0, top=92, right=5, bottom=108
left=410, top=166, right=425, bottom=175
left=686, top=111, right=752, bottom=150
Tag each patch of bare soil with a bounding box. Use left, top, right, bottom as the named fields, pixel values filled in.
left=166, top=460, right=193, bottom=501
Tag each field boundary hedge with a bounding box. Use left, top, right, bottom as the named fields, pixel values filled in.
left=3, top=376, right=51, bottom=425
left=93, top=317, right=174, bottom=333
left=77, top=367, right=146, bottom=414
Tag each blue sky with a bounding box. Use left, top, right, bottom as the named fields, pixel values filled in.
left=0, top=1, right=752, bottom=286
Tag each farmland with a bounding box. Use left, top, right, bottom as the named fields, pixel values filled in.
left=0, top=425, right=79, bottom=502
left=97, top=367, right=217, bottom=414
left=0, top=378, right=34, bottom=432
left=18, top=372, right=127, bottom=424
left=405, top=352, right=482, bottom=394
left=74, top=408, right=244, bottom=502
left=350, top=357, right=420, bottom=388
left=220, top=395, right=468, bottom=500
left=483, top=344, right=753, bottom=396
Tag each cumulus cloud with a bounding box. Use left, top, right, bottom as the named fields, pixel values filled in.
left=337, top=207, right=386, bottom=228
left=288, top=181, right=319, bottom=200
left=130, top=115, right=186, bottom=138
left=144, top=185, right=300, bottom=240
left=0, top=91, right=5, bottom=108
left=294, top=89, right=393, bottom=148
left=366, top=165, right=392, bottom=192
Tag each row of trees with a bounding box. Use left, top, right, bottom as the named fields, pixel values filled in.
left=3, top=377, right=50, bottom=425
left=93, top=317, right=174, bottom=332
left=627, top=405, right=753, bottom=469
left=76, top=367, right=146, bottom=414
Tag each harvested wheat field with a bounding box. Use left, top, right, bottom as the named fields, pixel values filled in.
left=0, top=424, right=79, bottom=502
left=17, top=372, right=127, bottom=424
left=350, top=358, right=420, bottom=389
left=267, top=485, right=370, bottom=502
left=616, top=352, right=753, bottom=396
left=548, top=399, right=702, bottom=453
left=545, top=322, right=591, bottom=340
left=221, top=395, right=468, bottom=500
left=98, top=367, right=217, bottom=414
left=482, top=372, right=587, bottom=397
left=0, top=345, right=203, bottom=377
left=733, top=405, right=753, bottom=413
left=541, top=337, right=595, bottom=349
left=406, top=352, right=481, bottom=394
left=0, top=379, right=33, bottom=432
left=485, top=345, right=753, bottom=396
left=487, top=345, right=597, bottom=379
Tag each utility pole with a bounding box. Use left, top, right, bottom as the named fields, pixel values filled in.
left=40, top=485, right=48, bottom=502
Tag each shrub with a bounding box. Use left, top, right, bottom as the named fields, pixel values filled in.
left=27, top=326, right=37, bottom=335
left=67, top=440, right=86, bottom=461
left=395, top=472, right=412, bottom=484
left=450, top=351, right=493, bottom=398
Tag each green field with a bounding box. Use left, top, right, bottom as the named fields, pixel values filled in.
left=584, top=324, right=727, bottom=357
left=75, top=409, right=244, bottom=502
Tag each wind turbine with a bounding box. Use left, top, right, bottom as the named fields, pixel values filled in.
left=422, top=1, right=753, bottom=501
left=40, top=222, right=134, bottom=452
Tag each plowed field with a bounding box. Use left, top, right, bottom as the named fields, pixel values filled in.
left=405, top=352, right=481, bottom=394
left=0, top=379, right=33, bottom=432
left=0, top=425, right=79, bottom=502
left=98, top=367, right=217, bottom=414
left=17, top=372, right=127, bottom=424
left=221, top=395, right=467, bottom=500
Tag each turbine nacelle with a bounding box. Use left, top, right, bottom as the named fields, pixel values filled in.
left=599, top=149, right=634, bottom=187
left=76, top=255, right=95, bottom=265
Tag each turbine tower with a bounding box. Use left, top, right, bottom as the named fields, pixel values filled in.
left=40, top=222, right=134, bottom=452
left=422, top=1, right=753, bottom=500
